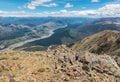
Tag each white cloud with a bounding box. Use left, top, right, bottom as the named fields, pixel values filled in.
left=42, top=3, right=58, bottom=7
left=96, top=4, right=120, bottom=17
left=60, top=10, right=67, bottom=13
left=0, top=4, right=120, bottom=17
left=65, top=3, right=73, bottom=8
left=91, top=0, right=99, bottom=2
left=26, top=0, right=58, bottom=10
left=0, top=11, right=42, bottom=17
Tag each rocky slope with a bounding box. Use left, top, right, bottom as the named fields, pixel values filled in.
left=0, top=30, right=120, bottom=82
left=0, top=45, right=119, bottom=82
left=72, top=30, right=120, bottom=56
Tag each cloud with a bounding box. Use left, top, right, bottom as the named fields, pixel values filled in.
left=0, top=4, right=120, bottom=17
left=91, top=0, right=99, bottom=2
left=60, top=10, right=68, bottom=13
left=65, top=3, right=73, bottom=8
left=42, top=3, right=58, bottom=7
left=96, top=4, right=120, bottom=17
left=26, top=0, right=58, bottom=10
left=0, top=11, right=41, bottom=17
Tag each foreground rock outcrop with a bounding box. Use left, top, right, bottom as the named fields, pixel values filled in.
left=0, top=45, right=120, bottom=82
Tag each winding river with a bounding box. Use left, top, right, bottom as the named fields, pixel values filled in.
left=2, top=24, right=67, bottom=51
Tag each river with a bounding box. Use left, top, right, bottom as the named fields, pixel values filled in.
left=2, top=24, right=67, bottom=51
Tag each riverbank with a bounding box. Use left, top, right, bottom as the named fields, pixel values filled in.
left=1, top=24, right=67, bottom=51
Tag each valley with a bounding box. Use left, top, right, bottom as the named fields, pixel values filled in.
left=0, top=17, right=91, bottom=51
left=2, top=24, right=67, bottom=50
left=0, top=17, right=120, bottom=82
left=1, top=17, right=120, bottom=51
left=0, top=0, right=120, bottom=82
left=0, top=30, right=120, bottom=82
left=15, top=17, right=120, bottom=51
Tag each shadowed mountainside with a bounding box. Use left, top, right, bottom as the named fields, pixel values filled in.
left=72, top=30, right=120, bottom=56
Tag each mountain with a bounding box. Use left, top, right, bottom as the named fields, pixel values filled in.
left=0, top=24, right=31, bottom=40
left=72, top=30, right=120, bottom=56
left=0, top=17, right=120, bottom=51
left=0, top=44, right=120, bottom=82
left=0, top=17, right=91, bottom=50
left=1, top=17, right=120, bottom=51
left=25, top=17, right=120, bottom=50
left=91, top=17, right=120, bottom=25
left=0, top=30, right=120, bottom=81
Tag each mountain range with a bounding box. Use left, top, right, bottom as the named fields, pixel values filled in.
left=0, top=17, right=91, bottom=50
left=19, top=17, right=120, bottom=51
left=0, top=17, right=120, bottom=81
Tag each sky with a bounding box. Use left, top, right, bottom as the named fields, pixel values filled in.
left=0, top=0, right=120, bottom=17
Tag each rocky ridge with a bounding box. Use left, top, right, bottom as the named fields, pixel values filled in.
left=0, top=30, right=120, bottom=82
left=72, top=30, right=120, bottom=56
left=0, top=45, right=119, bottom=82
